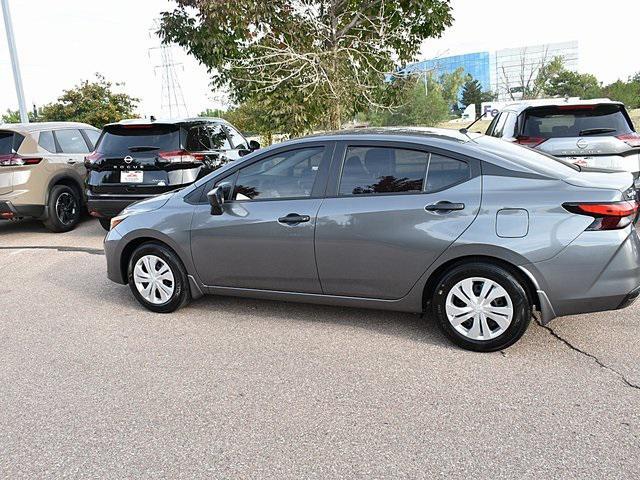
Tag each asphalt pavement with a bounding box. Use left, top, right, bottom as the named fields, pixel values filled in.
left=1, top=218, right=639, bottom=479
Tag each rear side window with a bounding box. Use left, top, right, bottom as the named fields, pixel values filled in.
left=97, top=125, right=180, bottom=155
left=0, top=131, right=24, bottom=154
left=522, top=104, right=633, bottom=138
left=339, top=146, right=429, bottom=195
left=39, top=131, right=56, bottom=153
left=426, top=154, right=471, bottom=193
left=82, top=129, right=100, bottom=150
left=185, top=124, right=231, bottom=151
left=55, top=129, right=90, bottom=154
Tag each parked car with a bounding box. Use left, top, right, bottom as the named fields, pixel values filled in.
left=0, top=122, right=100, bottom=232
left=85, top=117, right=259, bottom=230
left=485, top=99, right=640, bottom=178
left=103, top=128, right=640, bottom=352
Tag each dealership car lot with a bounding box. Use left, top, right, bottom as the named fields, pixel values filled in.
left=1, top=218, right=639, bottom=478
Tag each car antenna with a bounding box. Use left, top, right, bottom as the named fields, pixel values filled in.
left=459, top=112, right=485, bottom=135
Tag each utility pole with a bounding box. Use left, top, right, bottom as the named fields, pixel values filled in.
left=1, top=0, right=28, bottom=123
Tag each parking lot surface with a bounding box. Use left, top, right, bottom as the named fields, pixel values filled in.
left=1, top=218, right=639, bottom=478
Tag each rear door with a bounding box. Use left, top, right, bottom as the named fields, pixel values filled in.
left=315, top=141, right=482, bottom=300
left=50, top=129, right=91, bottom=179
left=522, top=104, right=640, bottom=173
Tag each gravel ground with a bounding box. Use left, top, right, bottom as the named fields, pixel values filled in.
left=0, top=218, right=639, bottom=479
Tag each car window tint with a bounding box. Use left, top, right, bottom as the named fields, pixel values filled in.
left=97, top=125, right=180, bottom=155
left=492, top=113, right=508, bottom=138
left=186, top=125, right=231, bottom=151
left=38, top=131, right=56, bottom=153
left=339, top=146, right=428, bottom=195
left=426, top=154, right=471, bottom=192
left=233, top=147, right=324, bottom=200
left=83, top=129, right=100, bottom=150
left=226, top=126, right=247, bottom=149
left=55, top=129, right=90, bottom=154
left=0, top=131, right=23, bottom=154
left=522, top=104, right=633, bottom=138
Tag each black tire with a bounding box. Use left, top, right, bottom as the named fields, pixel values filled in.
left=127, top=242, right=191, bottom=313
left=431, top=262, right=532, bottom=352
left=42, top=184, right=81, bottom=232
left=98, top=217, right=112, bottom=231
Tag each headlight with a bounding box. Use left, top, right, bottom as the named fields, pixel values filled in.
left=110, top=214, right=129, bottom=230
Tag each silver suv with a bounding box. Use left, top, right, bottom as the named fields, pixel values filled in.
left=486, top=99, right=640, bottom=178
left=103, top=128, right=640, bottom=352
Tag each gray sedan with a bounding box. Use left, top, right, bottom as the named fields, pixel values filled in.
left=103, top=128, right=640, bottom=351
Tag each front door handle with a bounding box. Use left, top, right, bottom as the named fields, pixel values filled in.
left=67, top=159, right=77, bottom=165
left=425, top=201, right=465, bottom=212
left=278, top=213, right=311, bottom=225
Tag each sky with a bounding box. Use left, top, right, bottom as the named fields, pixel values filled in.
left=1, top=0, right=639, bottom=119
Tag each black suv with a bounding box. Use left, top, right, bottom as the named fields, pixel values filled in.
left=86, top=118, right=258, bottom=229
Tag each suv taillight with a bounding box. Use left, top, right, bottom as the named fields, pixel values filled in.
left=158, top=149, right=204, bottom=163
left=84, top=151, right=104, bottom=167
left=515, top=136, right=547, bottom=148
left=0, top=153, right=42, bottom=166
left=563, top=201, right=639, bottom=230
left=616, top=133, right=640, bottom=148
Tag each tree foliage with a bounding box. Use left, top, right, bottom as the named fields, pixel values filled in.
left=602, top=74, right=640, bottom=109
left=159, top=0, right=453, bottom=134
left=37, top=74, right=138, bottom=127
left=544, top=70, right=601, bottom=99
left=1, top=109, right=36, bottom=123
left=460, top=75, right=495, bottom=116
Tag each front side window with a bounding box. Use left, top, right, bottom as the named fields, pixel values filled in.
left=226, top=126, right=247, bottom=150
left=38, top=131, right=56, bottom=153
left=233, top=147, right=324, bottom=200
left=55, top=129, right=90, bottom=154
left=339, top=146, right=429, bottom=196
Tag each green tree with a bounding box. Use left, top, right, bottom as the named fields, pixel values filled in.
left=1, top=109, right=36, bottom=123
left=159, top=0, right=453, bottom=134
left=38, top=74, right=138, bottom=127
left=439, top=67, right=466, bottom=111
left=199, top=108, right=227, bottom=118
left=602, top=74, right=640, bottom=109
left=544, top=70, right=602, bottom=99
left=461, top=75, right=496, bottom=116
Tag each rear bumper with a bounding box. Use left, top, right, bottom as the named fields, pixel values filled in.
left=0, top=200, right=44, bottom=219
left=530, top=226, right=640, bottom=319
left=86, top=194, right=142, bottom=218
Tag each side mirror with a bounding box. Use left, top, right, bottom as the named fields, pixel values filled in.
left=206, top=182, right=232, bottom=215
left=249, top=140, right=261, bottom=151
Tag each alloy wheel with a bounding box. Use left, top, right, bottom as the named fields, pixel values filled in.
left=55, top=192, right=77, bottom=225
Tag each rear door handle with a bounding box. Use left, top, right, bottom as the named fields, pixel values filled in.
left=425, top=201, right=465, bottom=212
left=278, top=213, right=311, bottom=225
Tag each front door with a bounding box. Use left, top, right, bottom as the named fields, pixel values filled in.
left=315, top=143, right=482, bottom=300
left=190, top=143, right=333, bottom=293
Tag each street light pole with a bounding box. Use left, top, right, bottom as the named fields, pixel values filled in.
left=1, top=0, right=28, bottom=123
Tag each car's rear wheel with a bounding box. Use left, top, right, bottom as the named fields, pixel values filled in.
left=432, top=262, right=531, bottom=352
left=128, top=242, right=190, bottom=313
left=43, top=185, right=81, bottom=233
left=98, top=217, right=112, bottom=231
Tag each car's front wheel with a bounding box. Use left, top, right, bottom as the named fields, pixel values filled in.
left=43, top=185, right=81, bottom=232
left=128, top=242, right=191, bottom=313
left=432, top=262, right=532, bottom=352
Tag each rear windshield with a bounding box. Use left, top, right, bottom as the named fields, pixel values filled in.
left=0, top=131, right=24, bottom=154
left=96, top=125, right=180, bottom=155
left=522, top=104, right=633, bottom=138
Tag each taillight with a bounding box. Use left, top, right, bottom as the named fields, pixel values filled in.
left=616, top=133, right=640, bottom=148
left=158, top=150, right=204, bottom=163
left=563, top=201, right=639, bottom=230
left=84, top=151, right=104, bottom=168
left=0, top=154, right=42, bottom=166
left=515, top=136, right=547, bottom=148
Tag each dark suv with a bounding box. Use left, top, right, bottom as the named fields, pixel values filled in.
left=86, top=118, right=258, bottom=229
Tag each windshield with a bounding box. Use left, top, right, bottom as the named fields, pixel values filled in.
left=522, top=104, right=633, bottom=138
left=97, top=125, right=180, bottom=155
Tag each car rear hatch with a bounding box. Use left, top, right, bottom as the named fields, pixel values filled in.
left=518, top=103, right=640, bottom=174
left=86, top=123, right=201, bottom=195
left=0, top=130, right=27, bottom=195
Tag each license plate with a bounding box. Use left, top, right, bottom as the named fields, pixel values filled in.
left=121, top=171, right=143, bottom=183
